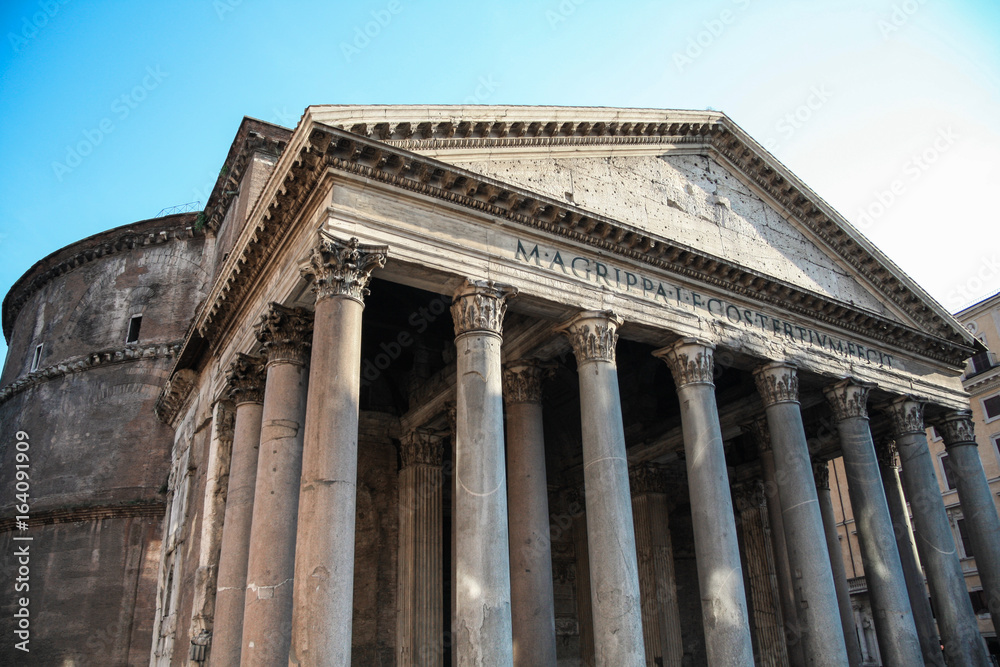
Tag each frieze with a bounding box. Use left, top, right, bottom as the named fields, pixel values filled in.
left=823, top=379, right=874, bottom=422
left=300, top=233, right=388, bottom=304
left=226, top=353, right=267, bottom=405
left=885, top=397, right=925, bottom=437
left=935, top=411, right=977, bottom=448
left=451, top=279, right=517, bottom=337
left=753, top=363, right=800, bottom=407
left=654, top=338, right=715, bottom=388
left=560, top=310, right=623, bottom=364
left=255, top=303, right=314, bottom=365
left=515, top=239, right=896, bottom=369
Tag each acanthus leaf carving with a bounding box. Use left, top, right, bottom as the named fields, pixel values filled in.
left=502, top=361, right=555, bottom=404
left=226, top=353, right=267, bottom=405
left=753, top=363, right=800, bottom=407
left=451, top=279, right=517, bottom=336
left=255, top=303, right=313, bottom=365
left=935, top=410, right=977, bottom=448
left=300, top=233, right=388, bottom=304
left=654, top=338, right=715, bottom=388
left=560, top=310, right=623, bottom=364
left=823, top=379, right=874, bottom=422
left=885, top=397, right=925, bottom=437
left=400, top=428, right=446, bottom=468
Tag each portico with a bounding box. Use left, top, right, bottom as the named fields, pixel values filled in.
left=151, top=106, right=986, bottom=666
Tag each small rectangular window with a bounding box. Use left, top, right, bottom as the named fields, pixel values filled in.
left=126, top=315, right=142, bottom=344
left=983, top=394, right=1000, bottom=422
left=940, top=453, right=958, bottom=490
left=30, top=344, right=42, bottom=372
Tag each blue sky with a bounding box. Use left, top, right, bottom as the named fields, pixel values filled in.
left=1, top=0, right=998, bottom=364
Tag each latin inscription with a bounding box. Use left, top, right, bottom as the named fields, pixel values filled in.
left=515, top=240, right=895, bottom=368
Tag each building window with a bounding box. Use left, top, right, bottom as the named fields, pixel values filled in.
left=969, top=589, right=990, bottom=615
left=983, top=394, right=1000, bottom=423
left=939, top=452, right=958, bottom=490
left=957, top=518, right=974, bottom=558
left=126, top=315, right=142, bottom=344
left=30, top=344, right=42, bottom=372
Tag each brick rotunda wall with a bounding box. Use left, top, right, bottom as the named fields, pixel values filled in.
left=0, top=213, right=209, bottom=665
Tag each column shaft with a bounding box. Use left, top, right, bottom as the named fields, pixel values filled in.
left=889, top=400, right=988, bottom=666
left=290, top=235, right=386, bottom=666
left=876, top=440, right=944, bottom=666
left=504, top=363, right=557, bottom=667
left=630, top=465, right=684, bottom=667
left=214, top=355, right=265, bottom=666
left=452, top=280, right=516, bottom=666
left=754, top=363, right=848, bottom=666
left=242, top=304, right=312, bottom=666
left=563, top=311, right=645, bottom=666
left=824, top=380, right=921, bottom=667
left=812, top=462, right=863, bottom=667
left=397, top=431, right=445, bottom=666
left=656, top=339, right=753, bottom=665
left=938, top=411, right=1000, bottom=637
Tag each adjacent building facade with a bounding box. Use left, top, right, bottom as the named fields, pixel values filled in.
left=1, top=105, right=997, bottom=666
left=831, top=290, right=1000, bottom=665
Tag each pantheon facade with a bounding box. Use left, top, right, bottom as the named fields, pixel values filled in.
left=1, top=105, right=998, bottom=666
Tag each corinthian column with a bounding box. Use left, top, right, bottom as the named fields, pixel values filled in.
left=397, top=429, right=446, bottom=666
left=654, top=339, right=753, bottom=666
left=753, top=362, right=848, bottom=666
left=887, top=398, right=989, bottom=666
left=823, top=379, right=921, bottom=667
left=733, top=480, right=789, bottom=667
left=936, top=410, right=1000, bottom=637
left=290, top=233, right=386, bottom=666
left=874, top=438, right=943, bottom=666
left=562, top=311, right=645, bottom=666
left=629, top=463, right=683, bottom=667
left=503, top=361, right=557, bottom=667
left=451, top=279, right=517, bottom=666
left=242, top=303, right=312, bottom=666
left=213, top=354, right=266, bottom=666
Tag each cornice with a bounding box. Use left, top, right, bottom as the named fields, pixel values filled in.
left=192, top=117, right=975, bottom=370
left=155, top=368, right=198, bottom=426
left=0, top=341, right=181, bottom=406
left=964, top=366, right=1000, bottom=395
left=2, top=215, right=203, bottom=342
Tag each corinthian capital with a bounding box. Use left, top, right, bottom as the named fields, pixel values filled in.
left=400, top=428, right=446, bottom=468
left=935, top=410, right=977, bottom=448
left=502, top=361, right=555, bottom=404
left=812, top=459, right=830, bottom=490
left=885, top=397, right=925, bottom=437
left=226, top=353, right=267, bottom=405
left=745, top=416, right=772, bottom=453
left=300, top=233, right=388, bottom=304
left=733, top=479, right=767, bottom=513
left=875, top=439, right=899, bottom=469
left=753, top=362, right=799, bottom=407
left=823, top=378, right=874, bottom=422
left=450, top=279, right=517, bottom=337
left=255, top=303, right=314, bottom=365
left=653, top=338, right=715, bottom=389
left=560, top=310, right=623, bottom=364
